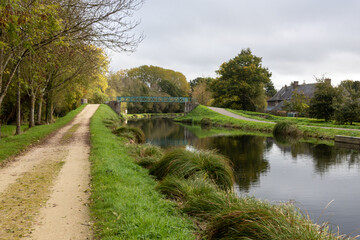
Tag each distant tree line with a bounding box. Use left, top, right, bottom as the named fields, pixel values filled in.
left=0, top=0, right=143, bottom=136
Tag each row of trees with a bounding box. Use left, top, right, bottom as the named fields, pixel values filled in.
left=0, top=0, right=143, bottom=135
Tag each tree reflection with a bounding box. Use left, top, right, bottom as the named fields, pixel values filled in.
left=274, top=139, right=360, bottom=174
left=194, top=135, right=270, bottom=191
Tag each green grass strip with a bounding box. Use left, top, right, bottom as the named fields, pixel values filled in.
left=89, top=104, right=195, bottom=240
left=176, top=105, right=360, bottom=139
left=0, top=105, right=86, bottom=163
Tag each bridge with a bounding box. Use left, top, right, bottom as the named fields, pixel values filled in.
left=116, top=96, right=191, bottom=103
left=107, top=96, right=198, bottom=114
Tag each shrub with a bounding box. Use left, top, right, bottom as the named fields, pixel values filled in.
left=112, top=126, right=145, bottom=144
left=273, top=120, right=302, bottom=137
left=150, top=149, right=234, bottom=191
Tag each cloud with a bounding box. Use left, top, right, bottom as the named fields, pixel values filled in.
left=109, top=0, right=360, bottom=89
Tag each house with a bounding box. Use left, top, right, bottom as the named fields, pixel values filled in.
left=266, top=80, right=321, bottom=112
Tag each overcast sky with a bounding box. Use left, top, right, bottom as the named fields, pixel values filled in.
left=108, top=0, right=360, bottom=89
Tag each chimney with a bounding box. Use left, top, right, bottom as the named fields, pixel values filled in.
left=293, top=81, right=299, bottom=88
left=324, top=78, right=331, bottom=85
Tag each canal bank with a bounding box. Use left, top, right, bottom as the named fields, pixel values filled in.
left=128, top=117, right=360, bottom=238
left=175, top=105, right=360, bottom=140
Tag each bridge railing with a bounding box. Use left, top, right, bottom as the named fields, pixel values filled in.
left=116, top=96, right=191, bottom=103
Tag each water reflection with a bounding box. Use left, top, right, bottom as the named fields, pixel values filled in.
left=193, top=135, right=270, bottom=191
left=128, top=118, right=360, bottom=236
left=129, top=118, right=360, bottom=189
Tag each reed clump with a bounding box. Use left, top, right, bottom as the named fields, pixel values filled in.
left=150, top=149, right=234, bottom=191
left=112, top=126, right=145, bottom=144
left=131, top=144, right=163, bottom=169
left=273, top=120, right=302, bottom=137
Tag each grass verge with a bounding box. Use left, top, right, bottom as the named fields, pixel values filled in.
left=89, top=104, right=195, bottom=239
left=0, top=105, right=86, bottom=164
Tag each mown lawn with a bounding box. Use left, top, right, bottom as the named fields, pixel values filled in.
left=0, top=105, right=86, bottom=163
left=89, top=104, right=195, bottom=240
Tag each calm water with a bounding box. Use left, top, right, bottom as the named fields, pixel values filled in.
left=129, top=118, right=360, bottom=237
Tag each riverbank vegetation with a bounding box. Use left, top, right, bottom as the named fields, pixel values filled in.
left=93, top=105, right=353, bottom=239
left=89, top=104, right=195, bottom=239
left=0, top=104, right=86, bottom=164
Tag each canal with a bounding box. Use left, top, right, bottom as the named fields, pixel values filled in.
left=129, top=118, right=360, bottom=237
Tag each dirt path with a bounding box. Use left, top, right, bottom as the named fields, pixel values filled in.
left=0, top=104, right=99, bottom=240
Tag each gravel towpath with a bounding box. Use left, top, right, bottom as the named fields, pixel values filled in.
left=0, top=104, right=99, bottom=240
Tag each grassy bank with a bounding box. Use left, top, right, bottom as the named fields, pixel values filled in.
left=176, top=105, right=274, bottom=133
left=89, top=104, right=195, bottom=239
left=176, top=105, right=360, bottom=139
left=0, top=104, right=86, bottom=163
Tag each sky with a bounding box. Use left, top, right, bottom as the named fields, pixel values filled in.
left=108, top=0, right=360, bottom=90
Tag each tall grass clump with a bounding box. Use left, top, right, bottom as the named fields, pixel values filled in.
left=156, top=176, right=220, bottom=203
left=112, top=126, right=145, bottom=144
left=150, top=149, right=234, bottom=191
left=131, top=144, right=164, bottom=169
left=207, top=199, right=347, bottom=240
left=273, top=120, right=302, bottom=137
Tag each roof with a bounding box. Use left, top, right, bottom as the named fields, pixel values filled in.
left=268, top=83, right=316, bottom=102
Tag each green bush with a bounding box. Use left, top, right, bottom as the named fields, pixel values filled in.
left=150, top=149, right=234, bottom=191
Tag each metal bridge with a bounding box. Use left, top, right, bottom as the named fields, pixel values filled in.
left=116, top=96, right=191, bottom=103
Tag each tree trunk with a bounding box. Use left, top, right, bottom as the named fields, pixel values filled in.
left=16, top=80, right=21, bottom=135
left=29, top=92, right=36, bottom=128
left=37, top=94, right=43, bottom=125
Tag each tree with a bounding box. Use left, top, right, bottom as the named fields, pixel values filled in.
left=192, top=81, right=213, bottom=106
left=309, top=78, right=337, bottom=121
left=333, top=80, right=360, bottom=124
left=282, top=92, right=309, bottom=116
left=265, top=81, right=277, bottom=97
left=211, top=48, right=272, bottom=111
